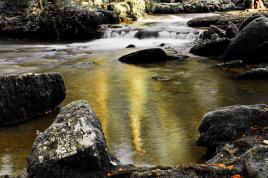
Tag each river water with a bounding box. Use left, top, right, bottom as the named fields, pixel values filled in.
left=0, top=14, right=268, bottom=175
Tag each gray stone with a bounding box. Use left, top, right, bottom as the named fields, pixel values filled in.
left=198, top=104, right=268, bottom=152
left=0, top=73, right=65, bottom=126
left=28, top=100, right=115, bottom=178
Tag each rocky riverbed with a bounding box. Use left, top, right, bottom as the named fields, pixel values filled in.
left=0, top=0, right=268, bottom=177
left=189, top=11, right=268, bottom=79
left=1, top=94, right=267, bottom=177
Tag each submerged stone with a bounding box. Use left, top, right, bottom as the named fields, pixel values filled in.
left=236, top=68, right=268, bottom=79
left=0, top=73, right=65, bottom=126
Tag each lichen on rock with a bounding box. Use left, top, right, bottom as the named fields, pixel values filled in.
left=28, top=100, right=116, bottom=178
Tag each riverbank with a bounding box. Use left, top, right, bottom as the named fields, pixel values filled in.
left=0, top=0, right=258, bottom=40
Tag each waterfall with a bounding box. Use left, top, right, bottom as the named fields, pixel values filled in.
left=102, top=15, right=204, bottom=41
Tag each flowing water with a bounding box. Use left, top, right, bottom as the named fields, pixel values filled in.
left=0, top=14, right=268, bottom=175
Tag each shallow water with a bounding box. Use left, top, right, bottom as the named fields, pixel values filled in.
left=0, top=14, right=268, bottom=175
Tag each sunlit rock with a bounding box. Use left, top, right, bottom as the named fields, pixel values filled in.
left=28, top=100, right=116, bottom=178
left=108, top=0, right=145, bottom=19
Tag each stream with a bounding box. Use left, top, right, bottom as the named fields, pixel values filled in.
left=0, top=14, right=268, bottom=175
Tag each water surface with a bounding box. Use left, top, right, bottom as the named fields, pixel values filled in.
left=0, top=14, right=267, bottom=175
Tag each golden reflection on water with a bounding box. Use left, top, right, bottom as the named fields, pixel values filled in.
left=88, top=69, right=110, bottom=142
left=125, top=65, right=148, bottom=153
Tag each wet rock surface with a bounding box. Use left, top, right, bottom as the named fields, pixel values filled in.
left=224, top=16, right=268, bottom=63
left=198, top=104, right=268, bottom=152
left=190, top=38, right=231, bottom=56
left=187, top=11, right=268, bottom=28
left=28, top=100, right=115, bottom=178
left=189, top=12, right=268, bottom=65
left=119, top=48, right=169, bottom=64
left=0, top=73, right=65, bottom=126
left=235, top=68, right=268, bottom=79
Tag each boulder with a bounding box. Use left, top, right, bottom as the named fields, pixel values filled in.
left=28, top=100, right=115, bottom=178
left=125, top=0, right=146, bottom=18
left=224, top=17, right=268, bottom=63
left=134, top=30, right=159, bottom=39
left=187, top=11, right=259, bottom=28
left=202, top=25, right=226, bottom=40
left=0, top=73, right=65, bottom=126
left=148, top=3, right=184, bottom=14
left=108, top=0, right=145, bottom=19
left=190, top=38, right=231, bottom=56
left=109, top=2, right=131, bottom=18
left=118, top=48, right=169, bottom=64
left=236, top=68, right=268, bottom=79
left=239, top=13, right=264, bottom=31
left=225, top=21, right=239, bottom=38
left=197, top=104, right=268, bottom=152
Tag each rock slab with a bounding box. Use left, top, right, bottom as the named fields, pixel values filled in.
left=224, top=17, right=268, bottom=63
left=119, top=48, right=169, bottom=64
left=28, top=100, right=114, bottom=178
left=198, top=104, right=268, bottom=151
left=0, top=73, right=65, bottom=126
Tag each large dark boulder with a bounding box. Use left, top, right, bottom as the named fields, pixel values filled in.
left=239, top=13, right=264, bottom=31
left=0, top=73, right=65, bottom=126
left=198, top=104, right=268, bottom=152
left=28, top=100, right=115, bottom=178
left=224, top=17, right=268, bottom=63
left=190, top=38, right=231, bottom=57
left=119, top=48, right=169, bottom=64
